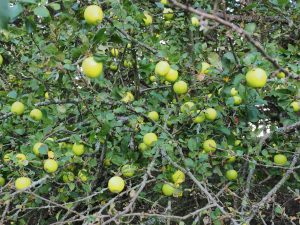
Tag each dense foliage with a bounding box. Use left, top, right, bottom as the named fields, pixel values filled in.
left=0, top=0, right=300, bottom=224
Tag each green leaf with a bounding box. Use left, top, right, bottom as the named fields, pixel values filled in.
left=246, top=106, right=259, bottom=122
left=25, top=17, right=36, bottom=33
left=184, top=158, right=195, bottom=168
left=7, top=90, right=17, bottom=98
left=0, top=0, right=9, bottom=29
left=34, top=6, right=50, bottom=17
left=49, top=3, right=61, bottom=11
left=245, top=23, right=256, bottom=34
left=188, top=138, right=198, bottom=151
left=208, top=52, right=222, bottom=70
left=9, top=4, right=24, bottom=20
left=39, top=144, right=49, bottom=155
left=93, top=28, right=107, bottom=44
left=19, top=0, right=37, bottom=3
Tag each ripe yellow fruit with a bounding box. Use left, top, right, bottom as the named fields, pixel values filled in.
left=193, top=110, right=206, bottom=123
left=226, top=169, right=238, bottom=180
left=62, top=172, right=75, bottom=183
left=72, top=143, right=85, bottom=156
left=82, top=57, right=103, bottom=78
left=11, top=101, right=25, bottom=115
left=172, top=170, right=185, bottom=184
left=30, top=109, right=43, bottom=121
left=48, top=151, right=55, bottom=159
left=148, top=111, right=159, bottom=122
left=203, top=139, right=217, bottom=153
left=165, top=68, right=178, bottom=82
left=274, top=154, right=287, bottom=165
left=173, top=81, right=188, bottom=94
left=155, top=61, right=170, bottom=76
left=230, top=88, right=238, bottom=96
left=162, top=183, right=175, bottom=196
left=45, top=92, right=49, bottom=99
left=233, top=95, right=242, bottom=105
left=111, top=48, right=119, bottom=57
left=143, top=133, right=158, bottom=146
left=143, top=13, right=153, bottom=26
left=163, top=8, right=174, bottom=20
left=245, top=68, right=267, bottom=88
left=205, top=108, right=217, bottom=121
left=121, top=164, right=136, bottom=177
left=84, top=5, right=104, bottom=25
left=0, top=176, right=5, bottom=186
left=160, top=0, right=169, bottom=4
left=121, top=92, right=134, bottom=103
left=44, top=159, right=58, bottom=173
left=180, top=102, right=195, bottom=114
left=16, top=153, right=26, bottom=163
left=33, top=142, right=46, bottom=156
left=78, top=170, right=88, bottom=182
left=108, top=176, right=125, bottom=193
left=290, top=101, right=300, bottom=112
left=138, top=143, right=148, bottom=152
left=15, top=177, right=31, bottom=190
left=201, top=62, right=211, bottom=74
left=191, top=16, right=200, bottom=26
left=0, top=54, right=3, bottom=65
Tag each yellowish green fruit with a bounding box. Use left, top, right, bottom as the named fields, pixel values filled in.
left=180, top=102, right=195, bottom=114
left=203, top=139, right=217, bottom=153
left=110, top=62, right=118, bottom=71
left=121, top=92, right=134, bottom=103
left=173, top=81, right=188, bottom=94
left=84, top=5, right=104, bottom=25
left=245, top=68, right=267, bottom=88
left=226, top=169, right=238, bottom=181
left=3, top=153, right=11, bottom=163
left=165, top=68, right=178, bottom=82
left=149, top=75, right=156, bottom=82
left=205, top=108, right=217, bottom=121
left=143, top=13, right=153, bottom=26
left=72, top=143, right=85, bottom=156
left=0, top=54, right=3, bottom=66
left=0, top=176, right=5, bottom=186
left=48, top=151, right=55, bottom=159
left=123, top=60, right=132, bottom=68
left=78, top=170, right=88, bottom=182
left=148, top=111, right=159, bottom=122
left=172, top=170, right=185, bottom=184
left=277, top=71, right=285, bottom=79
left=30, top=109, right=43, bottom=121
left=163, top=8, right=174, bottom=20
left=201, top=62, right=211, bottom=74
left=193, top=110, right=206, bottom=123
left=162, top=183, right=175, bottom=196
left=62, top=172, right=75, bottom=183
left=138, top=143, right=148, bottom=152
left=15, top=177, right=31, bottom=190
left=44, top=159, right=58, bottom=173
left=227, top=155, right=236, bottom=163
left=108, top=176, right=125, bottom=193
left=11, top=101, right=25, bottom=115
left=290, top=101, right=300, bottom=112
left=121, top=164, right=136, bottom=177
left=160, top=0, right=169, bottom=4
left=82, top=57, right=103, bottom=78
left=111, top=48, right=119, bottom=57
left=234, top=140, right=241, bottom=146
left=230, top=88, right=238, bottom=96
left=143, top=133, right=158, bottom=146
left=33, top=142, right=46, bottom=156
left=274, top=154, right=287, bottom=165
left=103, top=158, right=111, bottom=167
left=45, top=92, right=49, bottom=99
left=16, top=153, right=26, bottom=163
left=191, top=16, right=200, bottom=26
left=233, top=95, right=242, bottom=105
left=155, top=61, right=170, bottom=76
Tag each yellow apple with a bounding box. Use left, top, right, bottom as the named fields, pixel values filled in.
left=0, top=176, right=5, bottom=186
left=233, top=95, right=242, bottom=105
left=121, top=92, right=134, bottom=103
left=30, top=109, right=43, bottom=121
left=148, top=111, right=159, bottom=121
left=0, top=54, right=3, bottom=66
left=33, top=142, right=46, bottom=156
left=205, top=108, right=217, bottom=121
left=201, top=62, right=211, bottom=74
left=193, top=110, right=206, bottom=123
left=162, top=183, right=175, bottom=196
left=15, top=177, right=31, bottom=190
left=121, top=164, right=136, bottom=177
left=180, top=102, right=195, bottom=114
left=62, top=172, right=75, bottom=183
left=246, top=68, right=267, bottom=88
left=72, top=143, right=85, bottom=156
left=203, top=139, right=217, bottom=153
left=191, top=16, right=200, bottom=26
left=11, top=101, right=25, bottom=115
left=44, top=159, right=58, bottom=173
left=165, top=68, right=178, bottom=82
left=290, top=101, right=300, bottom=112
left=111, top=48, right=119, bottom=57
left=173, top=81, right=188, bottom=94
left=143, top=133, right=158, bottom=146
left=172, top=170, right=185, bottom=184
left=274, top=154, right=287, bottom=165
left=138, top=143, right=148, bottom=152
left=16, top=153, right=26, bottom=163
left=45, top=92, right=49, bottom=99
left=82, top=57, right=103, bottom=78
left=143, top=13, right=153, bottom=26
left=48, top=150, right=55, bottom=159
left=155, top=61, right=170, bottom=76
left=230, top=88, right=238, bottom=96
left=84, top=5, right=104, bottom=25
left=163, top=8, right=174, bottom=20
left=226, top=169, right=238, bottom=180
left=160, top=0, right=169, bottom=4
left=108, top=176, right=125, bottom=193
left=78, top=170, right=88, bottom=182
left=149, top=75, right=156, bottom=82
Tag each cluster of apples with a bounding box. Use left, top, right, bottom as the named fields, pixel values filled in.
left=162, top=170, right=185, bottom=196
left=10, top=101, right=43, bottom=121
left=143, top=0, right=174, bottom=26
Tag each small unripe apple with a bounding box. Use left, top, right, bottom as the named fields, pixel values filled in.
left=203, top=139, right=217, bottom=153
left=111, top=48, right=119, bottom=57
left=290, top=101, right=300, bottom=112
left=155, top=61, right=170, bottom=76
left=138, top=143, right=148, bottom=152
left=173, top=81, right=188, bottom=94
left=148, top=111, right=159, bottom=122
left=163, top=8, right=174, bottom=20
left=11, top=101, right=25, bottom=115
left=230, top=88, right=238, bottom=96
left=274, top=154, right=287, bottom=165
left=162, top=183, right=175, bottom=196
left=143, top=13, right=153, bottom=26
left=205, top=108, right=217, bottom=121
left=226, top=169, right=238, bottom=180
left=143, top=133, right=158, bottom=147
left=246, top=68, right=267, bottom=88
left=233, top=95, right=242, bottom=105
left=72, top=143, right=85, bottom=156
left=30, top=109, right=43, bottom=121
left=191, top=16, right=200, bottom=27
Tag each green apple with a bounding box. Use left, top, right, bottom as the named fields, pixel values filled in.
left=193, top=110, right=206, bottom=123
left=78, top=170, right=88, bottom=182
left=143, top=133, right=158, bottom=147
left=0, top=54, right=3, bottom=66
left=155, top=61, right=170, bottom=76
left=0, top=176, right=5, bottom=186
left=72, top=143, right=85, bottom=156
left=226, top=169, right=238, bottom=180
left=162, top=183, right=175, bottom=196
left=30, top=109, right=43, bottom=121
left=230, top=88, right=238, bottom=96
left=165, top=68, right=178, bottom=82
left=84, top=5, right=104, bottom=25
left=191, top=16, right=199, bottom=26
left=246, top=68, right=267, bottom=88
left=290, top=101, right=300, bottom=112
left=62, top=172, right=75, bottom=183
left=163, top=8, right=174, bottom=20
left=138, top=143, right=148, bottom=152
left=274, top=154, right=287, bottom=165
left=15, top=177, right=31, bottom=190
left=148, top=111, right=159, bottom=121
left=143, top=12, right=153, bottom=26
left=205, top=108, right=217, bottom=121
left=11, top=101, right=25, bottom=115
left=44, top=159, right=58, bottom=173
left=121, top=164, right=136, bottom=177
left=173, top=81, right=188, bottom=94
left=180, top=102, right=195, bottom=114
left=233, top=95, right=242, bottom=105
left=203, top=139, right=217, bottom=153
